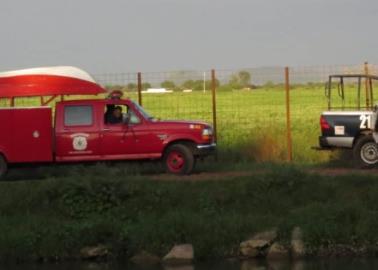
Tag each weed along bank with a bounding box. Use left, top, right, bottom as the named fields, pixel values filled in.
left=0, top=66, right=216, bottom=178
left=0, top=166, right=378, bottom=263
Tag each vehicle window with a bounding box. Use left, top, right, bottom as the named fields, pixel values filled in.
left=104, top=104, right=140, bottom=125
left=64, top=105, right=93, bottom=126
left=129, top=109, right=141, bottom=124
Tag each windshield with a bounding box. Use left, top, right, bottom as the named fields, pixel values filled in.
left=132, top=101, right=155, bottom=120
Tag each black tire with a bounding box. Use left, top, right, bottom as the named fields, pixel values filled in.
left=0, top=155, right=7, bottom=180
left=353, top=135, right=378, bottom=168
left=164, top=144, right=195, bottom=175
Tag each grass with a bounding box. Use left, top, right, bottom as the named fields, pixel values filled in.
left=0, top=163, right=378, bottom=262
left=141, top=84, right=375, bottom=164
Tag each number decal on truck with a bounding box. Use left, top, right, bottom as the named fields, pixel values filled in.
left=360, top=115, right=372, bottom=129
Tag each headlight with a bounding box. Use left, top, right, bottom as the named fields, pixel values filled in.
left=202, top=127, right=213, bottom=136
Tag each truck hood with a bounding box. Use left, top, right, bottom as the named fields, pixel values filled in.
left=156, top=119, right=209, bottom=125
left=150, top=119, right=212, bottom=128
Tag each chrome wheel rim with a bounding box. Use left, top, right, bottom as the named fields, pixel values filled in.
left=360, top=142, right=378, bottom=165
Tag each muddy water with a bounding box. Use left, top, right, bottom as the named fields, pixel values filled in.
left=2, top=258, right=378, bottom=270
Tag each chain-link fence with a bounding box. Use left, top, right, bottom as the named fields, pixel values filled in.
left=214, top=68, right=287, bottom=161
left=2, top=63, right=377, bottom=164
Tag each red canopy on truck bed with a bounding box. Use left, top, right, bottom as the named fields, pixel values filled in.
left=0, top=66, right=105, bottom=98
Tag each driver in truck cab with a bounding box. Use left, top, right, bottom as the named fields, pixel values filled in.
left=105, top=105, right=123, bottom=124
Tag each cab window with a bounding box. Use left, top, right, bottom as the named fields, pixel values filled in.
left=104, top=104, right=140, bottom=125
left=128, top=109, right=141, bottom=124
left=64, top=105, right=93, bottom=126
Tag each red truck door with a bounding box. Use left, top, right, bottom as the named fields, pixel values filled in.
left=100, top=103, right=139, bottom=158
left=55, top=103, right=101, bottom=161
left=100, top=102, right=161, bottom=159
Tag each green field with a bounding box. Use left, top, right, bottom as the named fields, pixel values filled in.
left=1, top=84, right=373, bottom=164
left=135, top=85, right=368, bottom=164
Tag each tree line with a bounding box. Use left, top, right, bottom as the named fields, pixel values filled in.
left=106, top=70, right=254, bottom=92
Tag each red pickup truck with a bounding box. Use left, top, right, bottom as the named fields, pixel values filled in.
left=0, top=67, right=216, bottom=178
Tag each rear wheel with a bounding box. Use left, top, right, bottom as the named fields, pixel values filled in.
left=353, top=135, right=378, bottom=168
left=0, top=155, right=7, bottom=179
left=164, top=144, right=194, bottom=175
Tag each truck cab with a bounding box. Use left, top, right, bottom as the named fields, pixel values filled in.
left=0, top=66, right=215, bottom=178
left=317, top=74, right=378, bottom=167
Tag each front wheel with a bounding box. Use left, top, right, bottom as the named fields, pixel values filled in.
left=353, top=135, right=378, bottom=168
left=164, top=144, right=195, bottom=175
left=0, top=155, right=8, bottom=180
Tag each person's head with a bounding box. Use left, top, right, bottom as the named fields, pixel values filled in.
left=113, top=106, right=122, bottom=118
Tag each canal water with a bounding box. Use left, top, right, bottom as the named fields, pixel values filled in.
left=3, top=259, right=378, bottom=270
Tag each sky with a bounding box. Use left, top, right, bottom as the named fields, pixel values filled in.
left=1, top=0, right=378, bottom=73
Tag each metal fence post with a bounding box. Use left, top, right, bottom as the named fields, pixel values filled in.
left=364, top=62, right=370, bottom=108
left=137, top=72, right=142, bottom=106
left=285, top=67, right=293, bottom=162
left=211, top=69, right=218, bottom=144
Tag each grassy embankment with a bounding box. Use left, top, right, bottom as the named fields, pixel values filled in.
left=1, top=162, right=378, bottom=262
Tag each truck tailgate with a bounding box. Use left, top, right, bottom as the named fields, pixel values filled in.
left=321, top=111, right=375, bottom=137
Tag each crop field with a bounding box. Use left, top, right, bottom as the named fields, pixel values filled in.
left=139, top=84, right=376, bottom=164
left=3, top=83, right=372, bottom=165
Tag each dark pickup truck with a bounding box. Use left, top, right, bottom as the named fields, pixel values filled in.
left=317, top=74, right=378, bottom=167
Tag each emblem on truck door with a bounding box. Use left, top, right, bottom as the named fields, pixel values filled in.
left=70, top=133, right=89, bottom=151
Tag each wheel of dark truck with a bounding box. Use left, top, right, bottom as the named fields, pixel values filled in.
left=0, top=155, right=8, bottom=179
left=164, top=144, right=194, bottom=175
left=353, top=135, right=378, bottom=168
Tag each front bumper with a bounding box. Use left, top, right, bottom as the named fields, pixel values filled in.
left=195, top=143, right=217, bottom=156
